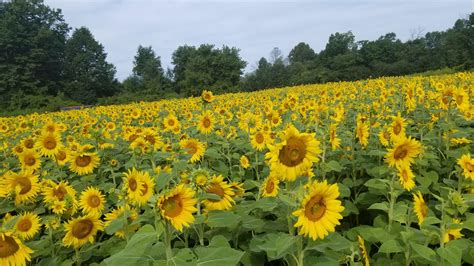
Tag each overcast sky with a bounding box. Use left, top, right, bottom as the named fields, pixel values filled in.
left=46, top=0, right=472, bottom=80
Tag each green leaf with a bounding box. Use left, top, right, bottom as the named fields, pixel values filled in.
left=437, top=245, right=462, bottom=266
left=324, top=160, right=343, bottom=172
left=305, top=233, right=352, bottom=252
left=364, top=178, right=388, bottom=191
left=105, top=213, right=127, bottom=235
left=206, top=211, right=241, bottom=228
left=253, top=233, right=297, bottom=260
left=205, top=148, right=221, bottom=159
left=195, top=247, right=244, bottom=266
left=103, top=224, right=157, bottom=265
left=410, top=242, right=436, bottom=262
left=155, top=173, right=173, bottom=191
left=168, top=248, right=197, bottom=266
left=379, top=240, right=403, bottom=253
left=253, top=197, right=278, bottom=211
left=368, top=202, right=389, bottom=212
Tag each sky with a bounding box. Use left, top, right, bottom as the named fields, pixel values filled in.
left=46, top=0, right=473, bottom=80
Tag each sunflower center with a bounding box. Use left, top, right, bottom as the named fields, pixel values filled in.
left=145, top=135, right=155, bottom=144
left=401, top=170, right=409, bottom=182
left=272, top=117, right=279, bottom=124
left=14, top=176, right=32, bottom=195
left=129, top=178, right=138, bottom=191
left=202, top=117, right=211, bottom=128
left=72, top=219, right=93, bottom=239
left=24, top=139, right=34, bottom=149
left=15, top=146, right=24, bottom=153
left=0, top=235, right=19, bottom=258
left=44, top=137, right=57, bottom=150
left=168, top=119, right=175, bottom=127
left=53, top=186, right=67, bottom=201
left=420, top=204, right=428, bottom=218
left=465, top=162, right=474, bottom=173
left=256, top=133, right=264, bottom=144
left=140, top=183, right=148, bottom=195
left=56, top=150, right=67, bottom=160
left=162, top=195, right=183, bottom=218
left=186, top=144, right=197, bottom=155
left=278, top=137, right=307, bottom=167
left=24, top=156, right=36, bottom=166
left=76, top=155, right=91, bottom=167
left=393, top=123, right=401, bottom=135
left=17, top=218, right=32, bottom=232
left=265, top=180, right=275, bottom=193
left=207, top=183, right=225, bottom=202
left=456, top=95, right=463, bottom=105
left=393, top=146, right=408, bottom=160
left=88, top=195, right=101, bottom=207
left=305, top=195, right=326, bottom=222
left=129, top=134, right=138, bottom=142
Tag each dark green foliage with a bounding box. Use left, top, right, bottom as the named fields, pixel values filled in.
left=63, top=27, right=118, bottom=104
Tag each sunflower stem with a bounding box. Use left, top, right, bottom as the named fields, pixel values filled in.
left=255, top=152, right=260, bottom=181
left=296, top=235, right=304, bottom=266
left=388, top=173, right=397, bottom=232
left=163, top=221, right=173, bottom=261
left=75, top=248, right=81, bottom=266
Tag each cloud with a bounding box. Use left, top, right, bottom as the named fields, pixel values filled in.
left=46, top=0, right=472, bottom=80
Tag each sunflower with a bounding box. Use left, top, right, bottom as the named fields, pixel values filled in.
left=229, top=181, right=245, bottom=198
left=413, top=191, right=428, bottom=225
left=63, top=214, right=104, bottom=248
left=0, top=232, right=33, bottom=266
left=197, top=110, right=215, bottom=134
left=457, top=154, right=474, bottom=181
left=201, top=90, right=214, bottom=103
left=123, top=168, right=154, bottom=206
left=385, top=137, right=422, bottom=169
left=54, top=148, right=69, bottom=166
left=397, top=165, right=416, bottom=191
left=442, top=219, right=463, bottom=243
left=180, top=138, right=205, bottom=163
left=390, top=113, right=406, bottom=142
left=356, top=121, right=369, bottom=148
left=69, top=152, right=100, bottom=176
left=240, top=155, right=250, bottom=169
left=329, top=124, right=341, bottom=151
left=6, top=170, right=40, bottom=205
left=14, top=212, right=41, bottom=240
left=104, top=206, right=139, bottom=238
left=266, top=125, right=321, bottom=182
left=79, top=187, right=106, bottom=216
left=21, top=137, right=35, bottom=150
left=378, top=128, right=390, bottom=147
left=251, top=130, right=269, bottom=151
left=157, top=184, right=198, bottom=232
left=18, top=149, right=41, bottom=171
left=357, top=235, right=370, bottom=266
left=42, top=181, right=78, bottom=215
left=292, top=180, right=344, bottom=240
left=202, top=175, right=235, bottom=211
left=191, top=169, right=210, bottom=187
left=163, top=113, right=180, bottom=132
left=261, top=175, right=280, bottom=197
left=35, top=132, right=63, bottom=157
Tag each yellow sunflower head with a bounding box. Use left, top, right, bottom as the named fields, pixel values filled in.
left=63, top=214, right=104, bottom=249
left=14, top=212, right=41, bottom=240
left=79, top=187, right=106, bottom=216
left=180, top=138, right=206, bottom=163
left=157, top=184, right=198, bottom=232
left=0, top=231, right=33, bottom=266
left=413, top=191, right=428, bottom=225
left=385, top=137, right=422, bottom=169
left=69, top=152, right=100, bottom=176
left=202, top=175, right=235, bottom=211
left=18, top=150, right=41, bottom=171
left=7, top=170, right=40, bottom=205
left=35, top=132, right=63, bottom=157
left=457, top=154, right=474, bottom=181
left=261, top=175, right=280, bottom=197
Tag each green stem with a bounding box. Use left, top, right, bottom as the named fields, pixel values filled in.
left=197, top=201, right=204, bottom=246
left=388, top=173, right=397, bottom=232
left=163, top=222, right=173, bottom=261
left=255, top=152, right=260, bottom=181
left=75, top=248, right=81, bottom=266
left=297, top=236, right=304, bottom=266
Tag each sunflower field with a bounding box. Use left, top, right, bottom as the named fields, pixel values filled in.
left=0, top=72, right=473, bottom=266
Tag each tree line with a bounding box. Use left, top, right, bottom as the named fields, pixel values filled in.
left=1, top=0, right=473, bottom=113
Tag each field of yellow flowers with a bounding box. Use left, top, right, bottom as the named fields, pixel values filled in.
left=0, top=72, right=473, bottom=266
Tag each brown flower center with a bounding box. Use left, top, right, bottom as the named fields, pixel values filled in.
left=145, top=135, right=156, bottom=145
left=43, top=136, right=57, bottom=150
left=72, top=219, right=93, bottom=239
left=305, top=195, right=326, bottom=222
left=167, top=119, right=175, bottom=127
left=129, top=178, right=138, bottom=191
left=393, top=123, right=401, bottom=135
left=278, top=137, right=307, bottom=167
left=162, top=195, right=183, bottom=218
left=24, top=139, right=34, bottom=149
left=0, top=235, right=19, bottom=258
left=186, top=144, right=198, bottom=155
left=202, top=117, right=211, bottom=128
left=420, top=204, right=428, bottom=218
left=265, top=180, right=275, bottom=194
left=140, top=182, right=149, bottom=196
left=206, top=183, right=225, bottom=202
left=87, top=195, right=101, bottom=207
left=256, top=133, right=264, bottom=144
left=14, top=176, right=32, bottom=195
left=75, top=155, right=91, bottom=167
left=393, top=146, right=408, bottom=160
left=17, top=218, right=32, bottom=232
left=24, top=155, right=36, bottom=166
left=53, top=186, right=67, bottom=201
left=56, top=150, right=67, bottom=161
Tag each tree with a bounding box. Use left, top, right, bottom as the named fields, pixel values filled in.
left=0, top=0, right=69, bottom=107
left=63, top=27, right=117, bottom=103
left=131, top=45, right=165, bottom=92
left=288, top=42, right=316, bottom=64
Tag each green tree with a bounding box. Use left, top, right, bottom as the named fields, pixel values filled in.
left=131, top=45, right=165, bottom=92
left=288, top=42, right=316, bottom=64
left=63, top=27, right=117, bottom=104
left=0, top=0, right=69, bottom=108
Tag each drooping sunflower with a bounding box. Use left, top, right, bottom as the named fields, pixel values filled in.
left=0, top=232, right=33, bottom=266
left=69, top=152, right=100, bottom=176
left=397, top=165, right=416, bottom=191
left=79, top=187, right=106, bottom=216
left=266, top=125, right=321, bottom=182
left=202, top=175, right=235, bottom=211
left=413, top=191, right=428, bottom=225
left=157, top=184, right=198, bottom=232
left=180, top=138, right=205, bottom=163
left=240, top=155, right=250, bottom=169
left=35, top=132, right=63, bottom=157
left=18, top=149, right=41, bottom=171
left=385, top=137, right=422, bottom=169
left=357, top=235, right=370, bottom=266
left=14, top=212, right=41, bottom=240
left=261, top=175, right=280, bottom=197
left=457, top=154, right=474, bottom=181
left=329, top=124, right=341, bottom=151
left=292, top=180, right=344, bottom=240
left=63, top=214, right=104, bottom=248
left=356, top=121, right=369, bottom=148
left=197, top=110, right=215, bottom=134
left=6, top=170, right=40, bottom=205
